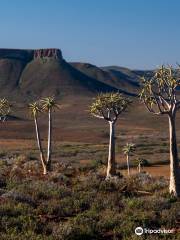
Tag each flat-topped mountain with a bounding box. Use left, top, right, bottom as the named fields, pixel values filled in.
left=0, top=48, right=144, bottom=102
left=0, top=48, right=123, bottom=101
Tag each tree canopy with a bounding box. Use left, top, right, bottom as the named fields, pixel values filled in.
left=0, top=98, right=11, bottom=120
left=29, top=102, right=41, bottom=117
left=40, top=96, right=59, bottom=112
left=140, top=65, right=180, bottom=115
left=90, top=92, right=131, bottom=122
left=123, top=143, right=135, bottom=155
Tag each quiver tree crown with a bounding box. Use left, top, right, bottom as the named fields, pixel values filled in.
left=140, top=65, right=180, bottom=115
left=90, top=92, right=131, bottom=122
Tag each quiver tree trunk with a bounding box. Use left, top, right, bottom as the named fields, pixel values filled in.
left=138, top=163, right=141, bottom=173
left=34, top=116, right=47, bottom=175
left=127, top=155, right=130, bottom=176
left=106, top=121, right=116, bottom=178
left=168, top=114, right=180, bottom=197
left=47, top=108, right=52, bottom=170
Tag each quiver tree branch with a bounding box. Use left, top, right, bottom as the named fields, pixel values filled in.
left=140, top=66, right=180, bottom=116
left=90, top=92, right=131, bottom=123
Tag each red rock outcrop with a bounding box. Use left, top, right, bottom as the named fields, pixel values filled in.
left=33, top=48, right=62, bottom=60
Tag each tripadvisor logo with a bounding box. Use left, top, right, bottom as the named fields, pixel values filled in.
left=135, top=227, right=174, bottom=235
left=135, top=227, right=143, bottom=236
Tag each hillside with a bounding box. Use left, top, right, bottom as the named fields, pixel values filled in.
left=70, top=63, right=141, bottom=95
left=0, top=48, right=134, bottom=102
left=0, top=48, right=152, bottom=103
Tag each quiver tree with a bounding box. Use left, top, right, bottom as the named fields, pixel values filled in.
left=40, top=97, right=59, bottom=170
left=90, top=93, right=131, bottom=179
left=29, top=102, right=47, bottom=175
left=29, top=97, right=59, bottom=175
left=0, top=98, right=11, bottom=122
left=140, top=65, right=180, bottom=197
left=122, top=143, right=135, bottom=176
left=136, top=158, right=144, bottom=173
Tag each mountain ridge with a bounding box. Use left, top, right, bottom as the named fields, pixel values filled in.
left=0, top=48, right=145, bottom=101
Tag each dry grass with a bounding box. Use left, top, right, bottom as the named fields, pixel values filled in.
left=0, top=97, right=179, bottom=177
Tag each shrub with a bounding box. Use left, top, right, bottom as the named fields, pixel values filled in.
left=0, top=161, right=179, bottom=240
left=0, top=151, right=7, bottom=158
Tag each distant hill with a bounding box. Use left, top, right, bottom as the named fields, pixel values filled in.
left=0, top=48, right=152, bottom=102
left=70, top=63, right=141, bottom=95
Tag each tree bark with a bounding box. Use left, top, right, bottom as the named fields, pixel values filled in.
left=168, top=114, right=180, bottom=197
left=127, top=154, right=130, bottom=176
left=106, top=121, right=116, bottom=178
left=47, top=108, right=52, bottom=171
left=34, top=116, right=47, bottom=175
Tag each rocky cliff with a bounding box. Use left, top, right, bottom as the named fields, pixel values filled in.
left=33, top=48, right=62, bottom=60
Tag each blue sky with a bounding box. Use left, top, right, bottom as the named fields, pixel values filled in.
left=0, top=0, right=180, bottom=69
